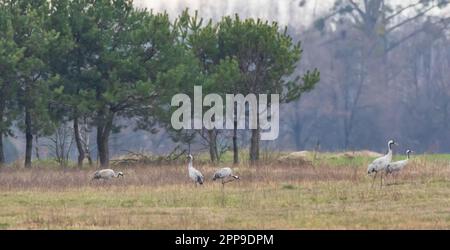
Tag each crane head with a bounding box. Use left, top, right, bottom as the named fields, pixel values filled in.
left=187, top=154, right=193, bottom=160
left=117, top=172, right=124, bottom=178
left=388, top=140, right=397, bottom=146
left=406, top=150, right=413, bottom=158
left=388, top=140, right=398, bottom=150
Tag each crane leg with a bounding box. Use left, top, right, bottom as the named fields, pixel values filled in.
left=371, top=172, right=378, bottom=188
left=223, top=177, right=235, bottom=185
left=380, top=173, right=383, bottom=188
left=386, top=173, right=392, bottom=185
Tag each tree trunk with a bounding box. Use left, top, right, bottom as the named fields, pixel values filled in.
left=233, top=118, right=238, bottom=164
left=34, top=136, right=40, bottom=160
left=0, top=101, right=5, bottom=166
left=73, top=117, right=85, bottom=168
left=96, top=114, right=113, bottom=168
left=207, top=129, right=218, bottom=163
left=81, top=117, right=93, bottom=166
left=87, top=154, right=93, bottom=166
left=344, top=125, right=350, bottom=150
left=249, top=127, right=260, bottom=165
left=97, top=130, right=108, bottom=167
left=0, top=133, right=4, bottom=166
left=25, top=107, right=33, bottom=168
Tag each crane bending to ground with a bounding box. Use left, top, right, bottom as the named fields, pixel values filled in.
left=212, top=167, right=240, bottom=188
left=92, top=169, right=124, bottom=180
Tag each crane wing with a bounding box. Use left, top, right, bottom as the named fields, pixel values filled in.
left=387, top=160, right=408, bottom=173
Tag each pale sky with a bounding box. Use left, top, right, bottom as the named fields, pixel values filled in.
left=134, top=0, right=334, bottom=28
left=134, top=0, right=449, bottom=28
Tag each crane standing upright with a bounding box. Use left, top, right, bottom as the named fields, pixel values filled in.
left=187, top=154, right=204, bottom=186
left=386, top=150, right=412, bottom=175
left=367, top=140, right=397, bottom=188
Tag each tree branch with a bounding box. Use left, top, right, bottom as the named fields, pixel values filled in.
left=386, top=4, right=436, bottom=34
left=386, top=2, right=423, bottom=22
left=348, top=0, right=366, bottom=20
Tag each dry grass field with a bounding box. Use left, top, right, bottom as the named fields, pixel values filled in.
left=0, top=152, right=449, bottom=229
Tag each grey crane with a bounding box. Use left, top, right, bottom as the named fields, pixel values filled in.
left=92, top=169, right=124, bottom=180
left=187, top=154, right=204, bottom=186
left=386, top=149, right=412, bottom=175
left=212, top=167, right=240, bottom=187
left=367, top=139, right=397, bottom=188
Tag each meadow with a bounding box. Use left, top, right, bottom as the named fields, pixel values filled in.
left=0, top=151, right=449, bottom=229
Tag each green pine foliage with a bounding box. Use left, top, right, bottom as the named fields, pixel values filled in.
left=0, top=2, right=320, bottom=167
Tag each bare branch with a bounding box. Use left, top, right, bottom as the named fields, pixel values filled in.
left=386, top=2, right=423, bottom=22
left=386, top=4, right=437, bottom=34
left=348, top=0, right=366, bottom=20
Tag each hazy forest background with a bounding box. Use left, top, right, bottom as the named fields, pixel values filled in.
left=3, top=0, right=450, bottom=163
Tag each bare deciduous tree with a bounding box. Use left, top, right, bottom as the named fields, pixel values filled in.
left=48, top=123, right=74, bottom=167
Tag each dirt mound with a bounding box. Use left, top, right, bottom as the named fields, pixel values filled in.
left=337, top=150, right=383, bottom=158
left=279, top=151, right=311, bottom=160
left=277, top=151, right=312, bottom=165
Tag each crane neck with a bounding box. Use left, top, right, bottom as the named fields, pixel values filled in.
left=387, top=145, right=393, bottom=158
left=188, top=159, right=193, bottom=169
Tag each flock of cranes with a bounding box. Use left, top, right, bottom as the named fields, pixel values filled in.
left=367, top=140, right=412, bottom=187
left=186, top=154, right=240, bottom=187
left=92, top=140, right=410, bottom=188
left=92, top=154, right=240, bottom=188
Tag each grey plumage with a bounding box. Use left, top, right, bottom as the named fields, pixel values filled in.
left=367, top=140, right=397, bottom=188
left=92, top=169, right=124, bottom=180
left=212, top=167, right=239, bottom=186
left=187, top=154, right=204, bottom=185
left=196, top=175, right=204, bottom=185
left=386, top=150, right=412, bottom=175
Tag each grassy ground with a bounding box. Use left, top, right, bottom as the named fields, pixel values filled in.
left=0, top=153, right=449, bottom=229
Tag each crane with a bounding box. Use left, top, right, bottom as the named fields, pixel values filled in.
left=212, top=167, right=240, bottom=187
left=92, top=169, right=124, bottom=180
left=367, top=139, right=397, bottom=188
left=186, top=154, right=204, bottom=186
left=386, top=149, right=412, bottom=175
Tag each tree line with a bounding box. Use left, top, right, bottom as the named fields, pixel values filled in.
left=283, top=0, right=450, bottom=152
left=0, top=0, right=320, bottom=168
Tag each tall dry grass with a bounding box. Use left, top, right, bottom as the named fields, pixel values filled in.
left=0, top=156, right=448, bottom=190
left=0, top=160, right=364, bottom=191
